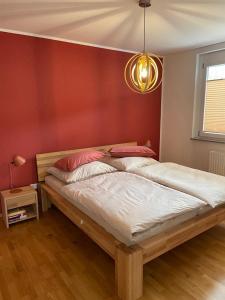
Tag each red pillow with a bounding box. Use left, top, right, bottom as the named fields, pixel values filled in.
left=55, top=150, right=105, bottom=172
left=109, top=146, right=156, bottom=158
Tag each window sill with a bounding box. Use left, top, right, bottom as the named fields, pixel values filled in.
left=191, top=136, right=225, bottom=144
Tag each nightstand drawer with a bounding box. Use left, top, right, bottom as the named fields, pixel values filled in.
left=7, top=194, right=36, bottom=209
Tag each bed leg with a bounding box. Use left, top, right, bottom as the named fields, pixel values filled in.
left=40, top=185, right=51, bottom=212
left=115, top=244, right=143, bottom=300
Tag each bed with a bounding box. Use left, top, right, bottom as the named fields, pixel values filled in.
left=36, top=142, right=225, bottom=300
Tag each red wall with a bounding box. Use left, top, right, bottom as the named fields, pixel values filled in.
left=0, top=32, right=161, bottom=191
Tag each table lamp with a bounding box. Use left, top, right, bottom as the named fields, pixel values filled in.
left=9, top=155, right=26, bottom=193
left=145, top=139, right=152, bottom=148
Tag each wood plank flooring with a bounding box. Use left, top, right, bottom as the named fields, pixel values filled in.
left=1, top=207, right=225, bottom=300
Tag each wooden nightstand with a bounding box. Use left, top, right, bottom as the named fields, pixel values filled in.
left=1, top=186, right=39, bottom=228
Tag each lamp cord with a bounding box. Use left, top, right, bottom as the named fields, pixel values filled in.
left=144, top=4, right=146, bottom=53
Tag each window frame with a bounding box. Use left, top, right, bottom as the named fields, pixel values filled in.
left=193, top=49, right=225, bottom=143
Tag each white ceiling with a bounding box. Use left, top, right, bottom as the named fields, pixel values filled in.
left=1, top=0, right=225, bottom=55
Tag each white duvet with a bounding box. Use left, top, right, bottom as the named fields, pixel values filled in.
left=61, top=172, right=206, bottom=242
left=131, top=163, right=225, bottom=208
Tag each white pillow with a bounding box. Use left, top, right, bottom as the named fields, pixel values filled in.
left=47, top=161, right=117, bottom=183
left=101, top=156, right=160, bottom=171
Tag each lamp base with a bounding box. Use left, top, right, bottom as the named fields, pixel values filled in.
left=10, top=188, right=23, bottom=194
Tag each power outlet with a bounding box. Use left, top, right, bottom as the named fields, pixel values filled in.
left=30, top=183, right=38, bottom=190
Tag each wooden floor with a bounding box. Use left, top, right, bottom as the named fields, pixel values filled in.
left=1, top=209, right=225, bottom=300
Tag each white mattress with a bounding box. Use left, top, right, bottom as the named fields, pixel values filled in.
left=45, top=175, right=211, bottom=246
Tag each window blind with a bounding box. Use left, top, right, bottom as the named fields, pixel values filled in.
left=204, top=79, right=225, bottom=133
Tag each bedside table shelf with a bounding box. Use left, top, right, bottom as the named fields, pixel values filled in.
left=8, top=213, right=36, bottom=225
left=1, top=186, right=39, bottom=228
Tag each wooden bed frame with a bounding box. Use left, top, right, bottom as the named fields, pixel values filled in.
left=36, top=142, right=225, bottom=300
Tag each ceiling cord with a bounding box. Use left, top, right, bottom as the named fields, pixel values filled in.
left=144, top=4, right=146, bottom=53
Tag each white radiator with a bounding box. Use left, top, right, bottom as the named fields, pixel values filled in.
left=209, top=151, right=225, bottom=176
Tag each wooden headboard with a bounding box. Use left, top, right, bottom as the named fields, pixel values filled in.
left=36, top=141, right=137, bottom=182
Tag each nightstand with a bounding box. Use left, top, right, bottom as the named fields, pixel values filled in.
left=1, top=186, right=39, bottom=228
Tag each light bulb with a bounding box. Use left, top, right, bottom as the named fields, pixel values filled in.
left=140, top=68, right=148, bottom=78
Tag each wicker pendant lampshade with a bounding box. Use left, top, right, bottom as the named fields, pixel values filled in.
left=124, top=0, right=162, bottom=94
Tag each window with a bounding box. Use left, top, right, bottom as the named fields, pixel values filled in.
left=193, top=50, right=225, bottom=142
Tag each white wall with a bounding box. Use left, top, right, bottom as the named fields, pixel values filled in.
left=160, top=41, right=225, bottom=171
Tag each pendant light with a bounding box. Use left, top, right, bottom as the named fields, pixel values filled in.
left=124, top=0, right=162, bottom=94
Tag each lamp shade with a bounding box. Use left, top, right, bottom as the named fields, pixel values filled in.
left=145, top=140, right=152, bottom=148
left=13, top=155, right=26, bottom=167
left=124, top=53, right=162, bottom=94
